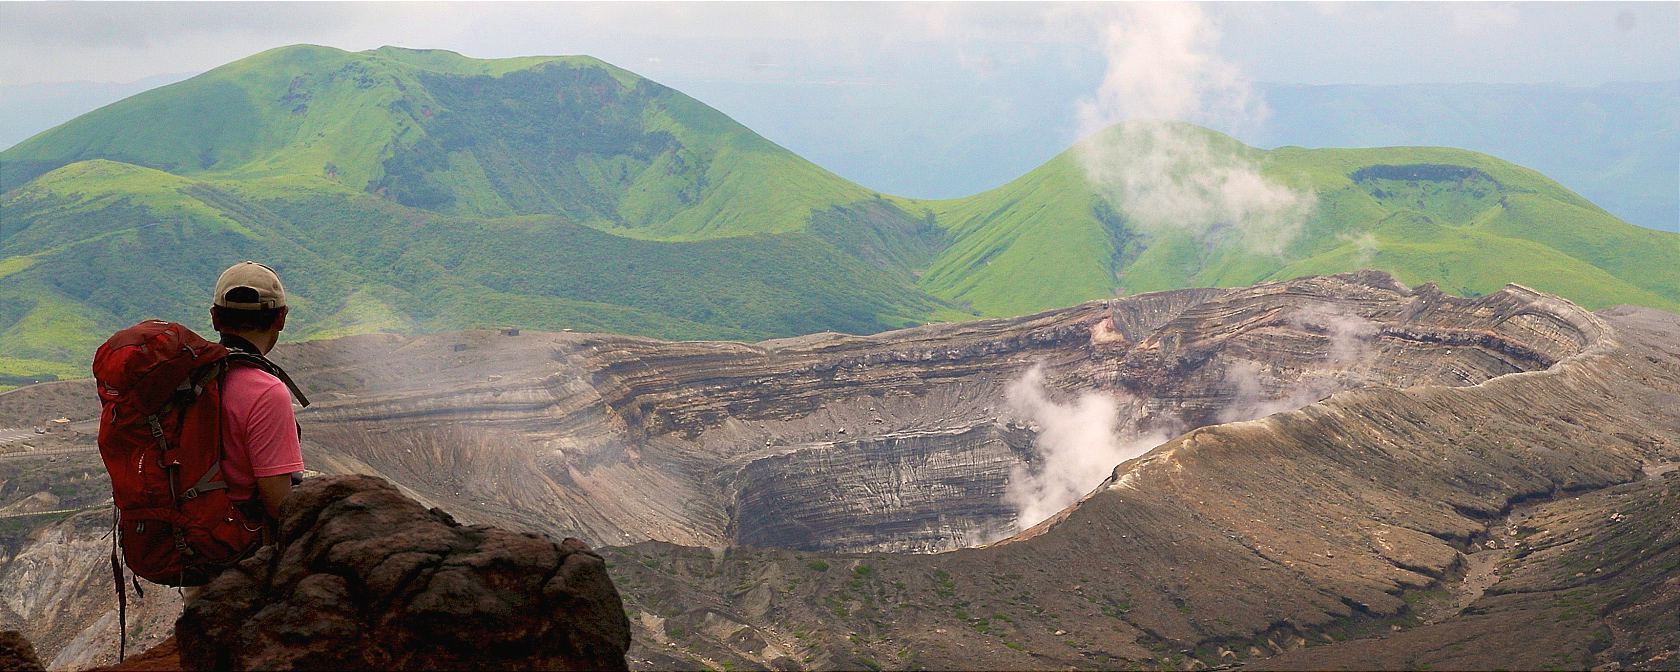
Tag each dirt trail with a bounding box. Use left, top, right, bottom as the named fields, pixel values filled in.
left=1424, top=454, right=1674, bottom=628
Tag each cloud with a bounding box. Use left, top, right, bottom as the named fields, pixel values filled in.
left=1075, top=3, right=1261, bottom=128
left=1072, top=3, right=1316, bottom=256
left=1445, top=3, right=1522, bottom=36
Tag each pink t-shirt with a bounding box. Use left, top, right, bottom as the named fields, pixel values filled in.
left=220, top=365, right=302, bottom=503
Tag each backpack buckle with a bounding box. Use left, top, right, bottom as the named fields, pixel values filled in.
left=181, top=488, right=199, bottom=500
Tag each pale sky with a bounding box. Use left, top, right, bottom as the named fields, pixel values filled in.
left=2, top=2, right=1676, bottom=216
left=2, top=2, right=1674, bottom=88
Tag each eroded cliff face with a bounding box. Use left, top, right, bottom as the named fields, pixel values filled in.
left=598, top=304, right=1678, bottom=671
left=0, top=511, right=180, bottom=671
left=287, top=272, right=1604, bottom=556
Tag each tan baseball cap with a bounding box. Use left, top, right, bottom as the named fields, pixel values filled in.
left=213, top=261, right=287, bottom=310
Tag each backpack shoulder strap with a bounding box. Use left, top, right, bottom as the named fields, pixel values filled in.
left=224, top=351, right=311, bottom=408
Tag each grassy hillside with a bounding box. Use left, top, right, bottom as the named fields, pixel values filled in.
left=2, top=46, right=1675, bottom=385
left=0, top=163, right=949, bottom=373
left=1255, top=81, right=1680, bottom=232
left=1, top=44, right=871, bottom=240
left=912, top=125, right=1679, bottom=318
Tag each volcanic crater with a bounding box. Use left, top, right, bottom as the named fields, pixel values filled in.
left=3, top=271, right=1675, bottom=671
left=282, top=271, right=1603, bottom=555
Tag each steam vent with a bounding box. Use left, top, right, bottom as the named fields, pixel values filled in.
left=292, top=271, right=1611, bottom=554
left=2, top=272, right=1675, bottom=670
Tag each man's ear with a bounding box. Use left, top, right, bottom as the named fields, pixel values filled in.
left=272, top=306, right=289, bottom=333
left=210, top=307, right=223, bottom=332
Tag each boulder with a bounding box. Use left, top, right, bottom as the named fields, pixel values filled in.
left=0, top=630, right=45, bottom=672
left=177, top=475, right=630, bottom=670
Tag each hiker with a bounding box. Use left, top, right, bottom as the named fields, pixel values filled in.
left=95, top=260, right=311, bottom=658
left=209, top=260, right=305, bottom=529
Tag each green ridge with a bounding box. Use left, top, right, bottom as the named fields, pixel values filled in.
left=3, top=46, right=1676, bottom=381
left=914, top=126, right=1679, bottom=316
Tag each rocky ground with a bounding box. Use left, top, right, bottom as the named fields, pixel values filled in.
left=0, top=273, right=1675, bottom=669
left=596, top=304, right=1679, bottom=671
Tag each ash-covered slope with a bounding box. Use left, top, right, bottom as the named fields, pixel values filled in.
left=1, top=272, right=1675, bottom=670
left=280, top=272, right=1604, bottom=557
left=595, top=306, right=1678, bottom=671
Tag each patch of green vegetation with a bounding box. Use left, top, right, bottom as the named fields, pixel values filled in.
left=0, top=356, right=85, bottom=389
left=4, top=50, right=1673, bottom=375
left=917, top=123, right=1679, bottom=317
left=0, top=256, right=35, bottom=280
left=807, top=560, right=830, bottom=572
left=932, top=569, right=955, bottom=598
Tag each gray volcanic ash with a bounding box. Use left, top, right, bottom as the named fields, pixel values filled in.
left=1, top=272, right=1675, bottom=670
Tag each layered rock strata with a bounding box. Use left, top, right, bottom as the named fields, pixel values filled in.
left=600, top=304, right=1679, bottom=670
left=0, top=273, right=1667, bottom=670
left=285, top=272, right=1601, bottom=555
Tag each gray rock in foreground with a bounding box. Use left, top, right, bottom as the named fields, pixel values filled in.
left=177, top=474, right=630, bottom=671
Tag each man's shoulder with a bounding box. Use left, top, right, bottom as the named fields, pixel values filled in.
left=222, top=363, right=286, bottom=399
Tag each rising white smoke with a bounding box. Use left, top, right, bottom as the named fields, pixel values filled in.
left=1214, top=360, right=1332, bottom=423
left=1216, top=306, right=1379, bottom=422
left=1073, top=3, right=1315, bottom=256
left=1294, top=305, right=1381, bottom=367
left=1003, top=365, right=1169, bottom=531
left=1341, top=232, right=1381, bottom=269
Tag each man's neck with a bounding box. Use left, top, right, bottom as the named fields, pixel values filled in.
left=219, top=331, right=274, bottom=355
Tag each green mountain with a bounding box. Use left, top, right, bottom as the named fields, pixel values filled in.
left=2, top=45, right=1675, bottom=386
left=917, top=125, right=1680, bottom=318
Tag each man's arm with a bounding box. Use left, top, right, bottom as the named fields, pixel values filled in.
left=254, top=474, right=292, bottom=521
left=243, top=375, right=303, bottom=523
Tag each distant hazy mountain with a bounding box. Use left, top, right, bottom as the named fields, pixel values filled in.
left=0, top=74, right=195, bottom=149
left=1252, top=81, right=1680, bottom=233
left=664, top=79, right=1680, bottom=233
left=2, top=46, right=1674, bottom=384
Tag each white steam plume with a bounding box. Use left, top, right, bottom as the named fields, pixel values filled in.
left=1294, top=305, right=1380, bottom=367
left=1214, top=360, right=1332, bottom=424
left=1341, top=232, right=1380, bottom=269
left=1003, top=365, right=1169, bottom=531
left=1073, top=3, right=1315, bottom=256
left=1216, top=306, right=1379, bottom=423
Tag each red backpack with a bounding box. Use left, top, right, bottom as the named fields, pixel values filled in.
left=93, top=320, right=307, bottom=586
